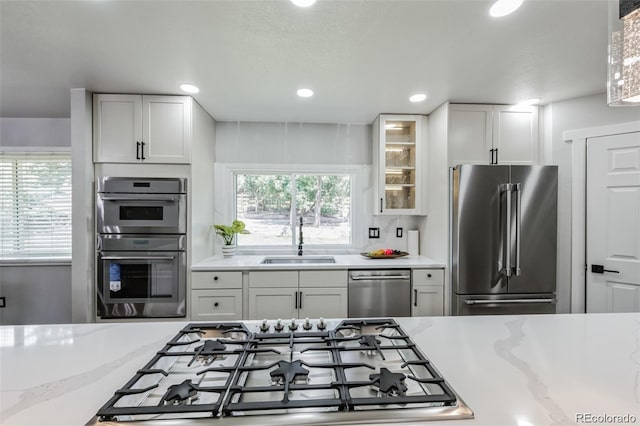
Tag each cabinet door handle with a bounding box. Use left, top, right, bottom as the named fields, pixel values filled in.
left=136, top=141, right=141, bottom=160
left=413, top=289, right=417, bottom=307
left=140, top=141, right=146, bottom=160
left=379, top=197, right=383, bottom=213
left=299, top=291, right=303, bottom=309
left=294, top=291, right=298, bottom=309
left=495, top=148, right=498, bottom=164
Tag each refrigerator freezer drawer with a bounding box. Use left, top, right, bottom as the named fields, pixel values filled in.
left=453, top=293, right=556, bottom=315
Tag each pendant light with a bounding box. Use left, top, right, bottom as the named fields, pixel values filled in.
left=608, top=0, right=640, bottom=105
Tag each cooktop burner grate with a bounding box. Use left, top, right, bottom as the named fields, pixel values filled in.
left=94, top=319, right=466, bottom=423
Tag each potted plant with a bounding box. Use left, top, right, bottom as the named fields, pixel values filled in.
left=212, top=220, right=250, bottom=257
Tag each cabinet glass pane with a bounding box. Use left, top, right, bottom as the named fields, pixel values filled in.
left=385, top=187, right=415, bottom=210
left=383, top=119, right=417, bottom=210
left=384, top=145, right=415, bottom=168
left=384, top=120, right=416, bottom=143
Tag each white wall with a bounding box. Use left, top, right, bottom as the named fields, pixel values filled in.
left=547, top=92, right=640, bottom=313
left=0, top=117, right=72, bottom=325
left=216, top=121, right=371, bottom=165
left=215, top=121, right=423, bottom=252
left=1, top=117, right=70, bottom=148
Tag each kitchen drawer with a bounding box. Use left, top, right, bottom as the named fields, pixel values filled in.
left=249, top=271, right=298, bottom=288
left=191, top=271, right=242, bottom=289
left=299, top=270, right=348, bottom=288
left=412, top=269, right=444, bottom=286
left=191, top=289, right=242, bottom=320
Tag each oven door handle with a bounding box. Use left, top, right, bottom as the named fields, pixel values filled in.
left=100, top=256, right=176, bottom=261
left=100, top=196, right=177, bottom=202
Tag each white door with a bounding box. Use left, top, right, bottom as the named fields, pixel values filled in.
left=586, top=131, right=640, bottom=313
left=93, top=94, right=141, bottom=163
left=247, top=288, right=297, bottom=320
left=448, top=104, right=493, bottom=166
left=492, top=106, right=539, bottom=165
left=142, top=96, right=191, bottom=164
left=298, top=287, right=348, bottom=319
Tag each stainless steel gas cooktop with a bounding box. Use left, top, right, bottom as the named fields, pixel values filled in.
left=86, top=318, right=473, bottom=425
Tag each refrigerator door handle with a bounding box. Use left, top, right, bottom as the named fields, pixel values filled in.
left=514, top=183, right=522, bottom=276
left=499, top=183, right=513, bottom=276
left=465, top=298, right=555, bottom=305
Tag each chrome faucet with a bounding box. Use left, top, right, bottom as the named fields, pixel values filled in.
left=298, top=216, right=303, bottom=256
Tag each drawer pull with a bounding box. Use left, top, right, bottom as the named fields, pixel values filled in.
left=427, top=273, right=432, bottom=278
left=213, top=276, right=219, bottom=281
left=214, top=302, right=219, bottom=307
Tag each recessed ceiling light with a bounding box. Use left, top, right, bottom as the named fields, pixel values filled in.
left=180, top=84, right=199, bottom=94
left=409, top=93, right=427, bottom=102
left=489, top=0, right=523, bottom=17
left=297, top=88, right=314, bottom=98
left=291, top=0, right=316, bottom=7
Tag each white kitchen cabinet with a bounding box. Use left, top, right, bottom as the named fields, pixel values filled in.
left=248, top=270, right=348, bottom=319
left=191, top=271, right=243, bottom=320
left=191, top=289, right=243, bottom=321
left=411, top=269, right=444, bottom=316
left=248, top=287, right=298, bottom=319
left=372, top=114, right=427, bottom=215
left=298, top=287, right=348, bottom=318
left=93, top=94, right=192, bottom=164
left=448, top=104, right=539, bottom=166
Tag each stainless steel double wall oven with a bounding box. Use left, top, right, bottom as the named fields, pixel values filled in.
left=96, top=177, right=187, bottom=319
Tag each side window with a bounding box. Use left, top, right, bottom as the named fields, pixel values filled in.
left=0, top=153, right=72, bottom=259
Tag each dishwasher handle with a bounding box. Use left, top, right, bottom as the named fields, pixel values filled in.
left=350, top=274, right=411, bottom=281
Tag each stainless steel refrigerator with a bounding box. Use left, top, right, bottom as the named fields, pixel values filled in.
left=450, top=165, right=558, bottom=315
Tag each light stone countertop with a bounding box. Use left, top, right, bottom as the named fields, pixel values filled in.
left=191, top=254, right=446, bottom=271
left=1, top=313, right=638, bottom=426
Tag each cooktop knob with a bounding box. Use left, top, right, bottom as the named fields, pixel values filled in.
left=317, top=317, right=327, bottom=330
left=260, top=319, right=270, bottom=332
left=303, top=317, right=312, bottom=330
left=274, top=318, right=284, bottom=332
left=288, top=318, right=298, bottom=331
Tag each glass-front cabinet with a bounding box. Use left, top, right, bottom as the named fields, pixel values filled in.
left=373, top=114, right=426, bottom=215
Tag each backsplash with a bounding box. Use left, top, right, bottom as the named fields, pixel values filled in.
left=362, top=215, right=422, bottom=253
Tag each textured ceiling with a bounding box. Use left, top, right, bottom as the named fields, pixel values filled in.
left=0, top=0, right=612, bottom=124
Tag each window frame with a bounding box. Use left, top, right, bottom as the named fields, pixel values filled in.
left=0, top=149, right=73, bottom=263
left=216, top=163, right=366, bottom=254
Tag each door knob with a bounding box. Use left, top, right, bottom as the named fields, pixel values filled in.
left=591, top=264, right=620, bottom=274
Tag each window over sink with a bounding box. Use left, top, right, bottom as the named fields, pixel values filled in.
left=234, top=172, right=352, bottom=247
left=0, top=152, right=72, bottom=260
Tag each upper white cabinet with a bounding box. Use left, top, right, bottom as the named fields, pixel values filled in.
left=93, top=94, right=192, bottom=164
left=373, top=114, right=427, bottom=215
left=448, top=104, right=539, bottom=166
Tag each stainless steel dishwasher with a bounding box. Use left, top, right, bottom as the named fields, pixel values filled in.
left=348, top=269, right=411, bottom=317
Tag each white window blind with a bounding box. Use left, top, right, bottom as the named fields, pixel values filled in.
left=0, top=152, right=72, bottom=259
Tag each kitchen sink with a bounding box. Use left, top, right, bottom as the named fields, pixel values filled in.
left=260, top=256, right=336, bottom=264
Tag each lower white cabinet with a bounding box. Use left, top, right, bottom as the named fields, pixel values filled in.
left=191, top=271, right=243, bottom=320
left=248, top=288, right=298, bottom=319
left=191, top=289, right=242, bottom=321
left=411, top=269, right=444, bottom=316
left=299, top=287, right=348, bottom=319
left=248, top=270, right=348, bottom=320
